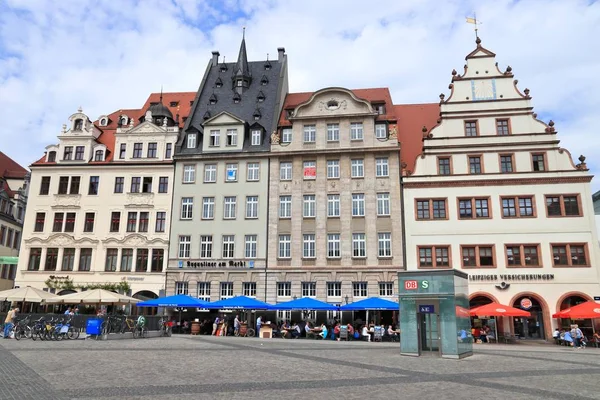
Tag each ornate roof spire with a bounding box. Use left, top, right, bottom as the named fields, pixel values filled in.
left=234, top=27, right=251, bottom=79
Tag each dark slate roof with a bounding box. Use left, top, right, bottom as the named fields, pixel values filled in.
left=178, top=57, right=285, bottom=155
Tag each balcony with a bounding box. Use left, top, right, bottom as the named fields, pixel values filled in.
left=125, top=192, right=154, bottom=208
left=52, top=194, right=81, bottom=209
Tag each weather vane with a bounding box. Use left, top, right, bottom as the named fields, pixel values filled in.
left=466, top=13, right=482, bottom=38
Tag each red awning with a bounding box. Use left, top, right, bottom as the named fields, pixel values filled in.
left=470, top=302, right=531, bottom=317
left=553, top=301, right=600, bottom=319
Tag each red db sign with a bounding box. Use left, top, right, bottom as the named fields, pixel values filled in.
left=404, top=280, right=418, bottom=290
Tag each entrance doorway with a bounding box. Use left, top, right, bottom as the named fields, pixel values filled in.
left=512, top=296, right=545, bottom=340
left=418, top=312, right=440, bottom=354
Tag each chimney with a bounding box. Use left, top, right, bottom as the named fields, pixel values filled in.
left=211, top=51, right=220, bottom=67
left=277, top=47, right=285, bottom=63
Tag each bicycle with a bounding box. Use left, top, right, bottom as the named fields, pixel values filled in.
left=133, top=316, right=147, bottom=339
left=158, top=318, right=172, bottom=337
left=13, top=316, right=32, bottom=341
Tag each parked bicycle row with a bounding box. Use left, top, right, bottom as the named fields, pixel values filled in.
left=1, top=314, right=79, bottom=341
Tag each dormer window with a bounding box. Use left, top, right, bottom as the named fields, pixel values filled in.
left=285, top=109, right=294, bottom=119
left=251, top=129, right=261, bottom=146
left=189, top=101, right=193, bottom=106
left=75, top=146, right=85, bottom=160
left=233, top=93, right=241, bottom=104
left=120, top=116, right=128, bottom=126
left=203, top=111, right=211, bottom=120
left=99, top=117, right=108, bottom=127
left=47, top=151, right=56, bottom=162
left=260, top=75, right=269, bottom=86
left=210, top=130, right=220, bottom=147
left=257, top=91, right=265, bottom=103
left=373, top=103, right=386, bottom=115
left=264, top=60, right=272, bottom=70
left=187, top=133, right=197, bottom=149
left=209, top=94, right=218, bottom=105
left=236, top=80, right=243, bottom=87
left=215, top=77, right=223, bottom=88
left=94, top=150, right=104, bottom=161
left=253, top=109, right=261, bottom=120
left=226, top=129, right=238, bottom=146
left=170, top=101, right=179, bottom=107
left=326, top=100, right=339, bottom=110
left=74, top=119, right=83, bottom=131
left=63, top=146, right=73, bottom=161
left=220, top=63, right=228, bottom=72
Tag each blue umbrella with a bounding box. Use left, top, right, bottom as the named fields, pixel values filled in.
left=340, top=297, right=399, bottom=311
left=136, top=294, right=207, bottom=308
left=204, top=296, right=272, bottom=310
left=272, top=297, right=338, bottom=311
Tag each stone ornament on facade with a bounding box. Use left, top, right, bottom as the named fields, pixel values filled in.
left=317, top=98, right=347, bottom=112
left=125, top=192, right=154, bottom=207
left=52, top=194, right=81, bottom=208
left=270, top=130, right=280, bottom=144
left=388, top=125, right=398, bottom=139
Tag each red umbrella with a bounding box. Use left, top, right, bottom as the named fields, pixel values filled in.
left=470, top=302, right=531, bottom=317
left=553, top=301, right=600, bottom=319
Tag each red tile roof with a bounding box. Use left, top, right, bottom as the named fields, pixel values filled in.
left=0, top=151, right=28, bottom=179
left=394, top=103, right=440, bottom=175
left=32, top=92, right=196, bottom=166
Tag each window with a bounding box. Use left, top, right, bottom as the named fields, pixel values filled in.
left=277, top=282, right=291, bottom=297
left=158, top=177, right=168, bottom=193
left=279, top=196, right=291, bottom=218
left=105, top=249, right=118, bottom=272
left=327, top=282, right=341, bottom=297
left=377, top=193, right=390, bottom=216
left=12, top=231, right=19, bottom=250
left=438, top=157, right=451, bottom=175
left=327, top=124, right=340, bottom=141
left=278, top=235, right=291, bottom=258
left=532, top=153, right=546, bottom=172
left=53, top=212, right=64, bottom=232
left=226, top=129, right=238, bottom=146
left=225, top=163, right=238, bottom=181
left=327, top=160, right=340, bottom=179
left=135, top=249, right=148, bottom=272
left=183, top=165, right=196, bottom=183
left=40, top=177, right=51, bottom=195
left=47, top=151, right=56, bottom=162
left=138, top=212, right=149, bottom=232
left=165, top=143, right=172, bottom=159
left=88, top=176, right=99, bottom=195
left=376, top=232, right=391, bottom=258
left=461, top=245, right=495, bottom=268
left=282, top=128, right=292, bottom=143
left=251, top=130, right=261, bottom=146
left=222, top=235, right=235, bottom=258
left=506, top=245, right=540, bottom=267
left=94, top=150, right=103, bottom=161
left=78, top=248, right=92, bottom=271
left=501, top=196, right=535, bottom=218
left=353, top=282, right=368, bottom=297
left=197, top=282, right=211, bottom=302
left=5, top=229, right=12, bottom=248
left=379, top=282, right=393, bottom=297
left=208, top=130, right=221, bottom=147
left=280, top=162, right=292, bottom=180
left=175, top=282, right=189, bottom=296
left=243, top=282, right=257, bottom=297
left=327, top=234, right=341, bottom=258
left=303, top=195, right=316, bottom=218
left=121, top=249, right=133, bottom=272
left=142, top=177, right=152, bottom=193
left=64, top=213, right=75, bottom=232
left=179, top=236, right=191, bottom=258
left=375, top=124, right=387, bottom=139
left=552, top=244, right=588, bottom=267
left=302, top=282, right=316, bottom=297
left=303, top=234, right=316, bottom=258
left=415, top=199, right=447, bottom=220
left=464, top=121, right=478, bottom=136
left=75, top=146, right=85, bottom=160
left=500, top=154, right=514, bottom=173
left=200, top=235, right=213, bottom=258
left=114, top=177, right=124, bottom=193
left=58, top=176, right=69, bottom=194
left=546, top=194, right=580, bottom=217
left=245, top=235, right=257, bottom=258
left=375, top=158, right=389, bottom=177
left=352, top=194, right=365, bottom=216
left=303, top=125, right=316, bottom=143
left=187, top=133, right=197, bottom=148
left=63, top=146, right=73, bottom=160
left=202, top=197, right=215, bottom=219
left=350, top=122, right=363, bottom=140
left=418, top=246, right=449, bottom=268
left=155, top=212, right=166, bottom=232
left=110, top=212, right=120, bottom=232
left=204, top=164, right=217, bottom=182
left=61, top=248, right=75, bottom=271
left=45, top=248, right=58, bottom=271
left=127, top=212, right=137, bottom=232
left=469, top=156, right=482, bottom=174
left=220, top=282, right=233, bottom=299
left=28, top=248, right=41, bottom=271
left=352, top=233, right=366, bottom=258
left=247, top=163, right=260, bottom=181
left=34, top=213, right=45, bottom=232
left=130, top=177, right=141, bottom=193
left=181, top=197, right=193, bottom=220
left=119, top=144, right=126, bottom=159
left=458, top=198, right=490, bottom=219
left=327, top=194, right=340, bottom=217
left=303, top=161, right=316, bottom=180
left=246, top=196, right=258, bottom=219
left=147, top=142, right=157, bottom=158
left=83, top=212, right=95, bottom=232
left=224, top=197, right=237, bottom=219
left=133, top=143, right=143, bottom=158
left=496, top=119, right=510, bottom=135
left=351, top=159, right=364, bottom=178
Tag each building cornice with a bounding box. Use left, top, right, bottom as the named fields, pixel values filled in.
left=403, top=175, right=593, bottom=188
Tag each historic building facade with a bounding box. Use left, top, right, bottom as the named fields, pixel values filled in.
left=166, top=38, right=288, bottom=302
left=402, top=38, right=600, bottom=339
left=15, top=93, right=194, bottom=299
left=0, top=152, right=29, bottom=290
left=267, top=87, right=403, bottom=307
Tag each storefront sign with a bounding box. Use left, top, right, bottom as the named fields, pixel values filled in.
left=48, top=275, right=69, bottom=280
left=404, top=280, right=429, bottom=290
left=594, top=296, right=600, bottom=301
left=469, top=274, right=554, bottom=282
left=0, top=256, right=18, bottom=264
left=520, top=298, right=533, bottom=310
left=184, top=260, right=251, bottom=269
left=419, top=305, right=435, bottom=313
left=121, top=276, right=144, bottom=282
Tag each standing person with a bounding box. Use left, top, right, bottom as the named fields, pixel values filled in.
left=3, top=306, right=18, bottom=339
left=64, top=307, right=72, bottom=315
left=570, top=325, right=579, bottom=348
left=256, top=315, right=262, bottom=337
left=575, top=325, right=584, bottom=349
left=212, top=315, right=220, bottom=336
left=234, top=314, right=241, bottom=336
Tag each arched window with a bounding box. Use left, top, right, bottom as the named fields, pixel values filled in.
left=74, top=119, right=83, bottom=131
left=94, top=150, right=104, bottom=161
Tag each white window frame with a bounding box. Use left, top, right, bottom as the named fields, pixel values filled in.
left=327, top=194, right=340, bottom=217
left=280, top=162, right=292, bottom=181
left=303, top=125, right=316, bottom=143
left=379, top=282, right=393, bottom=297
left=175, top=282, right=189, bottom=295
left=303, top=195, right=316, bottom=218
left=350, top=122, right=364, bottom=140
left=277, top=282, right=291, bottom=297
left=351, top=159, right=364, bottom=178
left=181, top=197, right=193, bottom=220
left=183, top=165, right=196, bottom=183
left=245, top=235, right=257, bottom=258
left=282, top=128, right=292, bottom=143
left=376, top=157, right=389, bottom=177
left=209, top=130, right=220, bottom=147
left=225, top=163, right=238, bottom=182
left=251, top=130, right=261, bottom=146
left=375, top=124, right=387, bottom=139
left=279, top=196, right=291, bottom=218
left=243, top=282, right=257, bottom=297
left=202, top=197, right=214, bottom=220
left=352, top=233, right=366, bottom=258
left=352, top=193, right=365, bottom=216
left=204, top=164, right=217, bottom=182
left=377, top=193, right=390, bottom=216
left=303, top=161, right=316, bottom=180
left=224, top=196, right=237, bottom=219
left=226, top=129, right=238, bottom=146
left=222, top=235, right=235, bottom=258
left=327, top=282, right=341, bottom=298
left=327, top=160, right=340, bottom=179
left=220, top=282, right=233, bottom=299
left=246, top=196, right=258, bottom=219
left=327, top=234, right=341, bottom=258
left=378, top=232, right=392, bottom=258
left=327, top=123, right=340, bottom=142
left=247, top=162, right=260, bottom=181
left=302, top=282, right=316, bottom=297
left=279, top=235, right=291, bottom=258
left=353, top=282, right=368, bottom=297
left=187, top=133, right=197, bottom=148
left=303, top=234, right=316, bottom=259
left=178, top=235, right=191, bottom=258
left=197, top=282, right=211, bottom=302
left=200, top=235, right=213, bottom=258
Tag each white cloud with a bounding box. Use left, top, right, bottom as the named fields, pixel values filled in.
left=0, top=0, right=599, bottom=192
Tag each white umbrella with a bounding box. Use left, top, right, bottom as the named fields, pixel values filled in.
left=45, top=289, right=140, bottom=305
left=0, top=286, right=58, bottom=303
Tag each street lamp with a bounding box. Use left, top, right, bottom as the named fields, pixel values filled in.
left=344, top=295, right=349, bottom=305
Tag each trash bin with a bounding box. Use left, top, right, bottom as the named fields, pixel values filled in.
left=86, top=318, right=102, bottom=335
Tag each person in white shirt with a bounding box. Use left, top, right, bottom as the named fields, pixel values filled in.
left=234, top=315, right=241, bottom=336
left=362, top=325, right=371, bottom=342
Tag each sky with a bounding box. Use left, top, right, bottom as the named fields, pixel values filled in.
left=0, top=0, right=599, bottom=191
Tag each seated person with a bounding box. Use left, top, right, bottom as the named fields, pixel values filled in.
left=387, top=325, right=398, bottom=340
left=318, top=324, right=328, bottom=339
left=361, top=325, right=371, bottom=342
left=333, top=323, right=341, bottom=340
left=347, top=323, right=354, bottom=340
left=305, top=321, right=314, bottom=338
left=593, top=332, right=600, bottom=347
left=291, top=322, right=301, bottom=339
left=563, top=330, right=573, bottom=346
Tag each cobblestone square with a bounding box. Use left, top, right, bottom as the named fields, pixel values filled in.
left=1, top=336, right=600, bottom=399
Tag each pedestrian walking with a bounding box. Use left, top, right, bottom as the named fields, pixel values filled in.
left=256, top=315, right=262, bottom=337
left=3, top=306, right=19, bottom=339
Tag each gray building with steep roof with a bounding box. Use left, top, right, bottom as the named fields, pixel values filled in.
left=167, top=37, right=288, bottom=302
